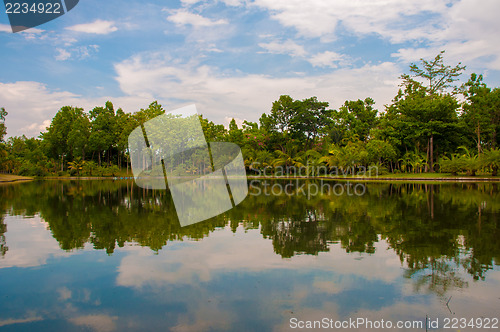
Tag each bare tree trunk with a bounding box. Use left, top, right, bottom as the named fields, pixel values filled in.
left=477, top=122, right=481, bottom=156
left=425, top=138, right=429, bottom=173
left=429, top=134, right=434, bottom=172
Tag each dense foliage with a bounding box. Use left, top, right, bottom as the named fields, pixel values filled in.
left=1, top=52, right=499, bottom=177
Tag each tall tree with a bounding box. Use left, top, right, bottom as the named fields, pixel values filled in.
left=43, top=106, right=85, bottom=170
left=0, top=108, right=8, bottom=172
left=461, top=74, right=496, bottom=154
left=291, top=97, right=331, bottom=149
left=396, top=51, right=465, bottom=172
left=331, top=98, right=378, bottom=143
left=269, top=95, right=297, bottom=134
left=0, top=107, right=7, bottom=142
left=89, top=101, right=117, bottom=166
left=67, top=110, right=90, bottom=160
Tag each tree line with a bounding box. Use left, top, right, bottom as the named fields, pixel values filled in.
left=0, top=51, right=499, bottom=177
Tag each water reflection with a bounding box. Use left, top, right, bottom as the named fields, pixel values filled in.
left=0, top=180, right=499, bottom=331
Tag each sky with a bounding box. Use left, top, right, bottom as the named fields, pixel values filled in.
left=1, top=0, right=500, bottom=138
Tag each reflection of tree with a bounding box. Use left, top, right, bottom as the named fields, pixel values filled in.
left=404, top=258, right=468, bottom=297
left=0, top=217, right=7, bottom=257
left=0, top=180, right=498, bottom=290
left=0, top=186, right=9, bottom=257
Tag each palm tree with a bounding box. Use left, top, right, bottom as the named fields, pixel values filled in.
left=67, top=157, right=84, bottom=176
left=82, top=160, right=97, bottom=176
left=480, top=148, right=500, bottom=176
left=458, top=146, right=479, bottom=176
left=439, top=154, right=464, bottom=176
left=303, top=149, right=323, bottom=176
left=273, top=150, right=303, bottom=168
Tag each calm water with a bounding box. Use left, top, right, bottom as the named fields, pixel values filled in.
left=0, top=180, right=499, bottom=331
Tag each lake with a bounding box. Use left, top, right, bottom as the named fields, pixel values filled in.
left=0, top=180, right=499, bottom=331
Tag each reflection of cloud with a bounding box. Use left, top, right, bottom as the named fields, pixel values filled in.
left=312, top=279, right=342, bottom=294
left=116, top=226, right=403, bottom=289
left=58, top=287, right=72, bottom=301
left=171, top=305, right=233, bottom=332
left=0, top=315, right=43, bottom=327
left=69, top=315, right=118, bottom=332
left=0, top=215, right=72, bottom=268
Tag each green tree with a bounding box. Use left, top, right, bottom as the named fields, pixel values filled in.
left=461, top=74, right=500, bottom=152
left=227, top=118, right=243, bottom=145
left=269, top=95, right=297, bottom=134
left=0, top=107, right=7, bottom=172
left=43, top=106, right=85, bottom=171
left=291, top=96, right=331, bottom=149
left=68, top=157, right=84, bottom=176
left=0, top=107, right=7, bottom=142
left=68, top=111, right=90, bottom=160
left=331, top=98, right=378, bottom=143
left=89, top=101, right=117, bottom=166
left=366, top=139, right=397, bottom=169
left=390, top=52, right=464, bottom=172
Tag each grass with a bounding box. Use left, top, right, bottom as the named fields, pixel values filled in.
left=248, top=172, right=499, bottom=182
left=0, top=174, right=33, bottom=183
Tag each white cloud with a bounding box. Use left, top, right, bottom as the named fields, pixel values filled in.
left=251, top=0, right=449, bottom=41
left=249, top=0, right=500, bottom=72
left=55, top=48, right=71, bottom=61
left=113, top=52, right=401, bottom=126
left=308, top=51, right=347, bottom=68
left=0, top=24, right=12, bottom=33
left=54, top=45, right=100, bottom=61
left=224, top=116, right=245, bottom=129
left=392, top=0, right=500, bottom=71
left=0, top=81, right=151, bottom=137
left=167, top=9, right=228, bottom=28
left=0, top=23, right=44, bottom=35
left=79, top=44, right=100, bottom=59
left=0, top=81, right=81, bottom=137
left=66, top=20, right=118, bottom=35
left=19, top=119, right=51, bottom=135
left=258, top=39, right=307, bottom=57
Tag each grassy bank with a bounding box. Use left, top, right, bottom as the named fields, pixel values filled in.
left=1, top=172, right=498, bottom=183
left=248, top=172, right=500, bottom=182
left=0, top=174, right=33, bottom=183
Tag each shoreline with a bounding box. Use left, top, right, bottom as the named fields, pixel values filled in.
left=1, top=174, right=498, bottom=183
left=0, top=174, right=34, bottom=183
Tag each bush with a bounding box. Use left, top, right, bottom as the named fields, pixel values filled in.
left=440, top=154, right=465, bottom=176
left=481, top=149, right=500, bottom=176
left=18, top=162, right=47, bottom=177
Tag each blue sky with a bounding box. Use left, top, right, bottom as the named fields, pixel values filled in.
left=1, top=0, right=500, bottom=137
